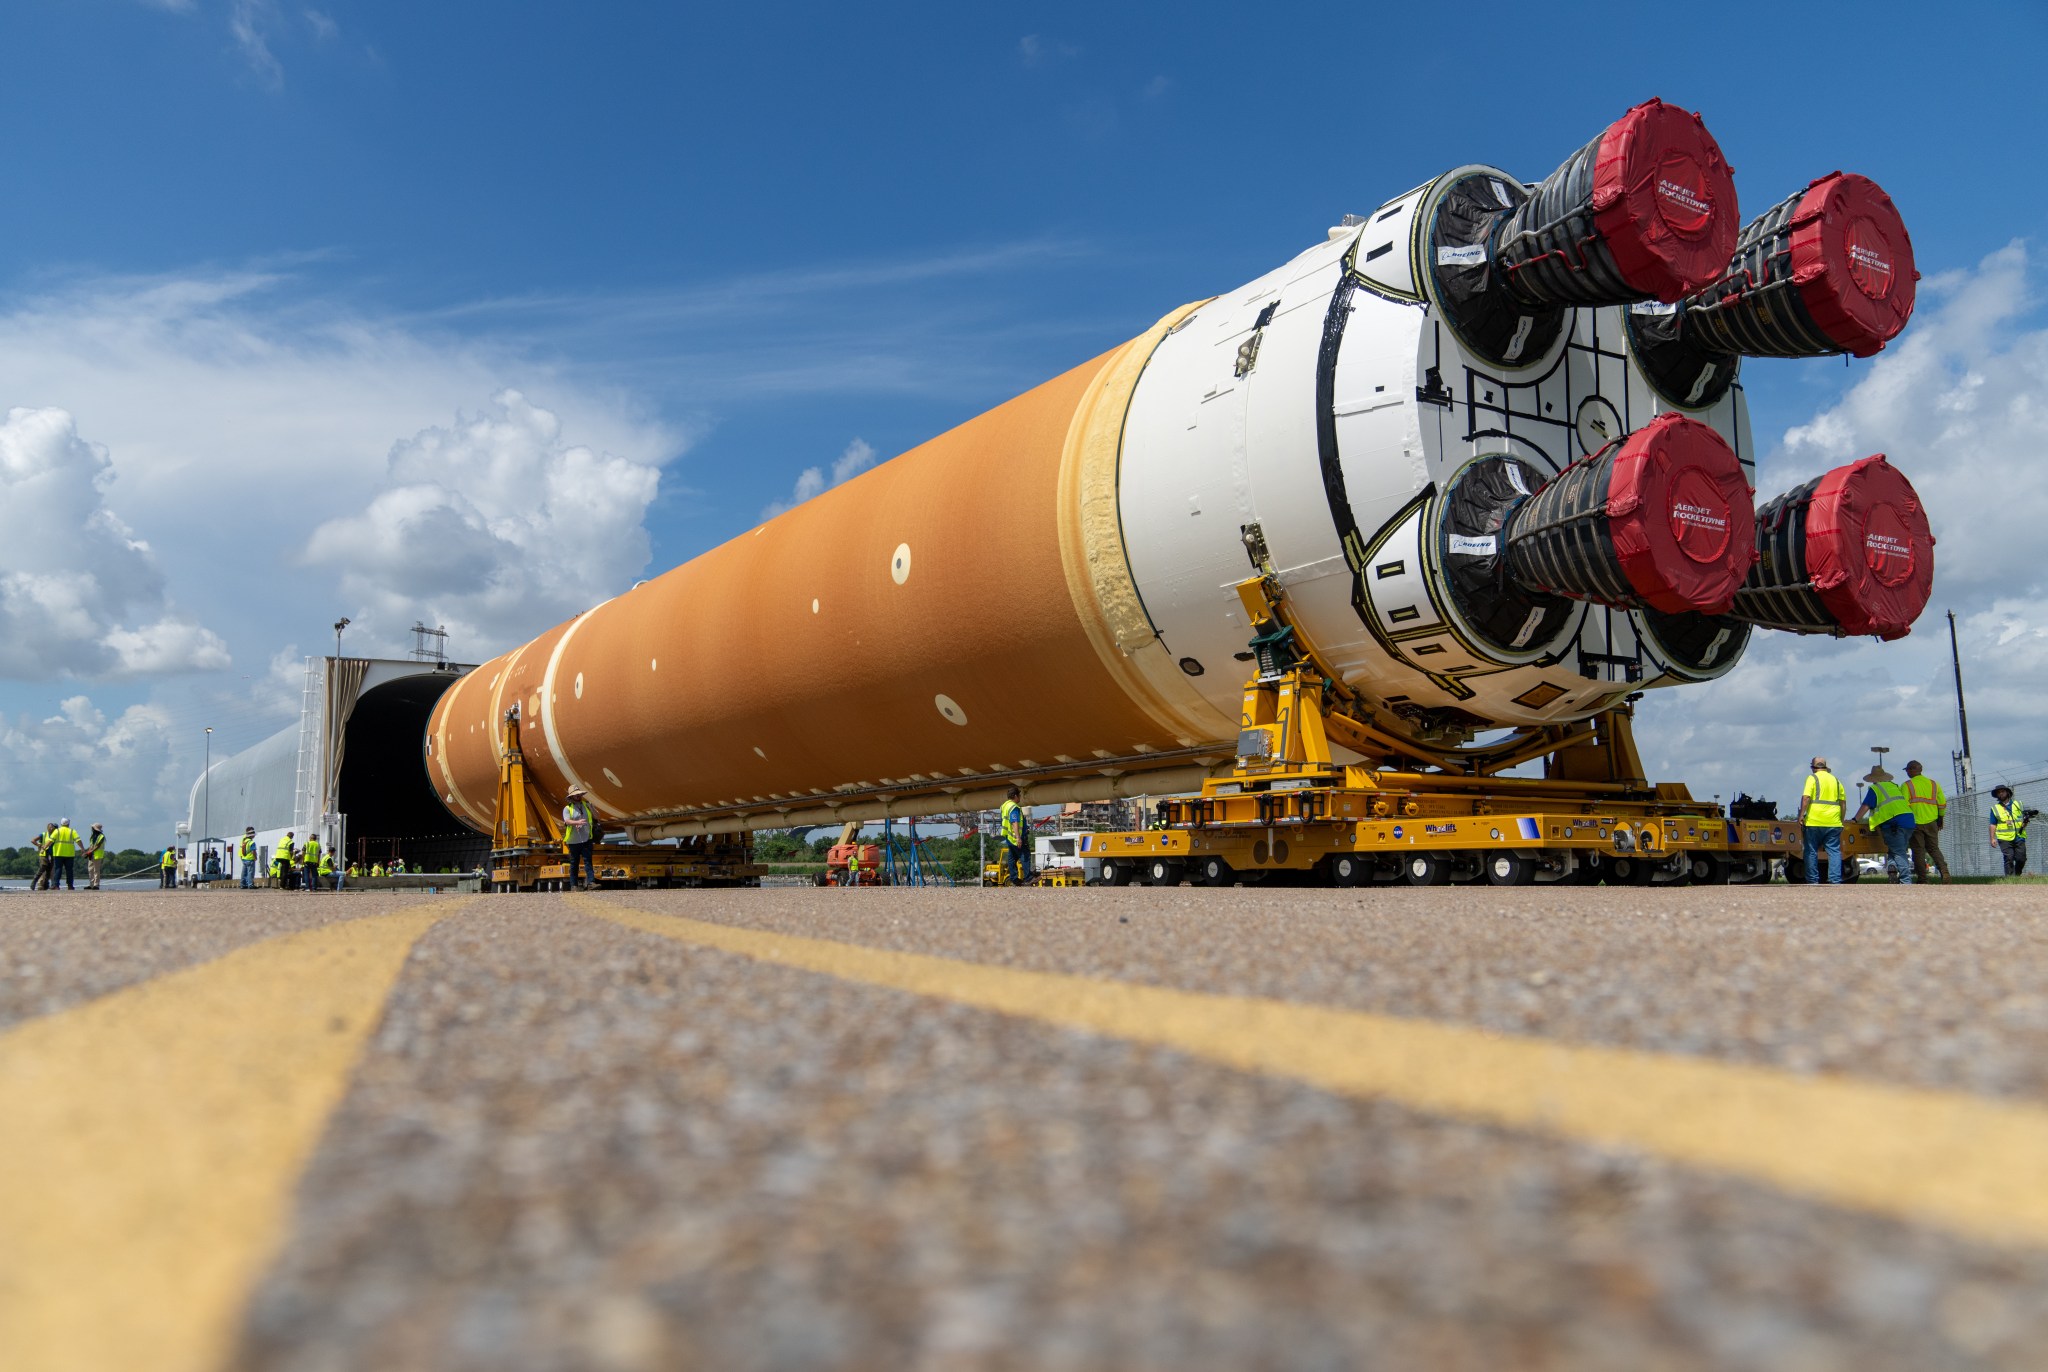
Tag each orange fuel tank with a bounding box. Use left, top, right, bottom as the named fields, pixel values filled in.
left=426, top=304, right=1235, bottom=840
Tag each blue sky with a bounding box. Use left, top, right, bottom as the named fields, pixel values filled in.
left=0, top=0, right=2043, bottom=840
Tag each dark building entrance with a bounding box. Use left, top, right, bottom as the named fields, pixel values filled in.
left=337, top=672, right=490, bottom=873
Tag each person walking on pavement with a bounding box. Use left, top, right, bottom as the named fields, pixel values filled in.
left=1797, top=757, right=1847, bottom=884
left=159, top=844, right=177, bottom=889
left=46, top=819, right=79, bottom=891
left=1903, top=761, right=1950, bottom=883
left=999, top=787, right=1029, bottom=887
left=1850, top=766, right=1915, bottom=883
left=85, top=824, right=106, bottom=890
left=239, top=827, right=259, bottom=889
left=562, top=787, right=597, bottom=891
left=1990, top=785, right=2031, bottom=876
left=29, top=824, right=53, bottom=891
left=300, top=831, right=322, bottom=892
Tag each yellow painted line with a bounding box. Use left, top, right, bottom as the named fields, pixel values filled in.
left=583, top=896, right=2048, bottom=1249
left=0, top=904, right=456, bottom=1372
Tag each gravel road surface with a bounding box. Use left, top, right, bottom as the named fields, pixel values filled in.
left=4, top=884, right=2045, bottom=1371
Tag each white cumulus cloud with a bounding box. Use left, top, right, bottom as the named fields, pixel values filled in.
left=0, top=406, right=228, bottom=681
left=304, top=390, right=662, bottom=652
left=761, top=437, right=876, bottom=519
left=0, top=695, right=186, bottom=844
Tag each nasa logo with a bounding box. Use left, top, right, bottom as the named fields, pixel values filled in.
left=1392, top=825, right=1404, bottom=840
left=1772, top=828, right=1784, bottom=843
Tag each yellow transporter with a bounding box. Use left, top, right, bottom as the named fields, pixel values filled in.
left=486, top=710, right=762, bottom=893
left=1080, top=576, right=1883, bottom=888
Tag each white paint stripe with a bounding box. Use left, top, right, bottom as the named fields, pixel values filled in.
left=540, top=601, right=625, bottom=819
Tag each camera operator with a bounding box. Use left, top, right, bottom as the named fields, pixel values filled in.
left=1989, top=785, right=2036, bottom=877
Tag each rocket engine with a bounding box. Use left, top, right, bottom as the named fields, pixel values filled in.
left=425, top=100, right=1935, bottom=840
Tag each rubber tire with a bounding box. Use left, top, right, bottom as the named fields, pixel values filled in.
left=1686, top=853, right=1731, bottom=885
left=1603, top=854, right=1656, bottom=885
left=1147, top=858, right=1184, bottom=887
left=1329, top=853, right=1369, bottom=888
left=1102, top=861, right=1134, bottom=887
left=1400, top=852, right=1451, bottom=886
left=1484, top=852, right=1536, bottom=886
left=1780, top=855, right=1807, bottom=884
left=1198, top=855, right=1233, bottom=887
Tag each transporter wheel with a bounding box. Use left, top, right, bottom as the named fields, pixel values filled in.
left=1603, top=854, right=1656, bottom=886
left=1146, top=858, right=1185, bottom=887
left=1101, top=860, right=1135, bottom=887
left=1197, top=855, right=1234, bottom=887
left=1400, top=852, right=1452, bottom=887
left=1484, top=852, right=1537, bottom=886
left=1686, top=853, right=1732, bottom=885
left=1329, top=852, right=1369, bottom=888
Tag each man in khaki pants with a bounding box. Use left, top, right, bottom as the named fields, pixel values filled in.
left=1903, top=760, right=1950, bottom=883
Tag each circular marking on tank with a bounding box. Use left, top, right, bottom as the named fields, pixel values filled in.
left=934, top=694, right=968, bottom=726
left=754, top=746, right=768, bottom=759
left=891, top=544, right=912, bottom=585
left=811, top=598, right=820, bottom=614
left=602, top=767, right=622, bottom=788
left=574, top=672, right=584, bottom=699
left=528, top=692, right=540, bottom=715
left=650, top=658, right=658, bottom=671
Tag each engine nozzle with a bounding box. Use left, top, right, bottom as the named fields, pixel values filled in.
left=1492, top=98, right=1741, bottom=308
left=1730, top=454, right=1934, bottom=640
left=1503, top=413, right=1756, bottom=616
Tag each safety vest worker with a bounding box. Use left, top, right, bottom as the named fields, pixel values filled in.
left=302, top=835, right=321, bottom=868
left=48, top=824, right=77, bottom=858
left=318, top=853, right=334, bottom=877
left=239, top=833, right=256, bottom=861
left=278, top=833, right=297, bottom=863
left=1000, top=798, right=1025, bottom=845
left=846, top=849, right=861, bottom=884
left=1992, top=800, right=2029, bottom=842
left=1906, top=773, right=1946, bottom=826
left=161, top=846, right=176, bottom=869
left=1868, top=779, right=1912, bottom=826
left=88, top=830, right=105, bottom=859
left=371, top=863, right=386, bottom=877
left=1802, top=769, right=1845, bottom=827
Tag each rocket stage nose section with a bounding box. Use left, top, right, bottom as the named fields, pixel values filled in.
left=1504, top=414, right=1757, bottom=616
left=1734, top=454, right=1935, bottom=640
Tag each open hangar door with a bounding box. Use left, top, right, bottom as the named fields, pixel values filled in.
left=336, top=670, right=491, bottom=873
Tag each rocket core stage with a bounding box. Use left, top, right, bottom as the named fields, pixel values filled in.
left=426, top=99, right=1934, bottom=841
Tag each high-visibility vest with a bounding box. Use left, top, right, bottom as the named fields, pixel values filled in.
left=48, top=826, right=77, bottom=857
left=1869, top=780, right=1912, bottom=826
left=1905, top=775, right=1945, bottom=825
left=562, top=802, right=593, bottom=842
left=161, top=848, right=177, bottom=869
left=1992, top=802, right=2029, bottom=842
left=239, top=835, right=256, bottom=860
left=371, top=863, right=386, bottom=877
left=279, top=837, right=297, bottom=862
left=89, top=833, right=105, bottom=857
left=318, top=853, right=333, bottom=875
left=302, top=837, right=321, bottom=862
left=1000, top=800, right=1024, bottom=845
left=1802, top=771, right=1845, bottom=827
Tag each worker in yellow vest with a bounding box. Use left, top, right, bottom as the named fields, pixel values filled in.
left=301, top=833, right=323, bottom=893
left=999, top=787, right=1028, bottom=886
left=161, top=844, right=178, bottom=889
left=277, top=831, right=298, bottom=890
left=239, top=827, right=259, bottom=889
left=370, top=861, right=386, bottom=878
left=318, top=850, right=335, bottom=890
left=1796, top=757, right=1846, bottom=885
left=1902, top=760, right=1949, bottom=882
left=1850, top=765, right=1915, bottom=883
left=86, top=824, right=106, bottom=890
left=46, top=819, right=79, bottom=891
left=1990, top=785, right=2033, bottom=877
left=31, top=825, right=53, bottom=891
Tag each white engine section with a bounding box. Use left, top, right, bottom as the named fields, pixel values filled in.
left=1117, top=163, right=1757, bottom=739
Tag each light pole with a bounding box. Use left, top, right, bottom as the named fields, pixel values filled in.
left=333, top=617, right=351, bottom=658
left=203, top=727, right=212, bottom=877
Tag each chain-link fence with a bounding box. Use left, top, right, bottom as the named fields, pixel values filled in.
left=1946, top=773, right=2047, bottom=877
